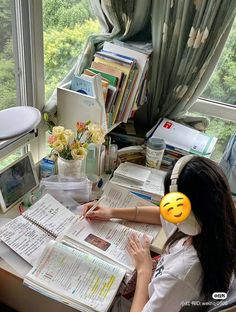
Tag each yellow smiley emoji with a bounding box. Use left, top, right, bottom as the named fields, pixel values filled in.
left=160, top=192, right=191, bottom=224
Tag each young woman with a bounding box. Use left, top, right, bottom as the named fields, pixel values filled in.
left=83, top=156, right=236, bottom=311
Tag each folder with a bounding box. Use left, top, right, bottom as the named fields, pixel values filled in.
left=57, top=74, right=107, bottom=132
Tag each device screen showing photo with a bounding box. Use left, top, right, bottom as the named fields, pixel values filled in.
left=0, top=155, right=37, bottom=209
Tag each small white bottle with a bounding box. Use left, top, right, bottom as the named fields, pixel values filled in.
left=109, top=144, right=118, bottom=170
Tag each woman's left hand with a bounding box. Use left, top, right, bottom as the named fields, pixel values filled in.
left=127, top=233, right=153, bottom=277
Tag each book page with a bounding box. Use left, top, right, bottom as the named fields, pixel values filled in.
left=0, top=216, right=52, bottom=266
left=25, top=241, right=125, bottom=312
left=23, top=193, right=76, bottom=237
left=62, top=218, right=151, bottom=273
left=101, top=182, right=160, bottom=238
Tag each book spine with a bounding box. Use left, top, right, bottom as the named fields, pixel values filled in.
left=99, top=50, right=136, bottom=64
left=116, top=67, right=138, bottom=122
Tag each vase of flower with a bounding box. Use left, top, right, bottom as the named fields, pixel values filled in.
left=57, top=156, right=86, bottom=178
left=47, top=120, right=105, bottom=178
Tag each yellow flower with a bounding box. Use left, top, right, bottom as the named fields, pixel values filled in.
left=71, top=147, right=88, bottom=160
left=88, top=124, right=105, bottom=144
left=91, top=132, right=105, bottom=144
left=64, top=129, right=74, bottom=138
left=57, top=133, right=69, bottom=145
left=52, top=140, right=64, bottom=152
left=52, top=126, right=65, bottom=136
left=48, top=121, right=105, bottom=160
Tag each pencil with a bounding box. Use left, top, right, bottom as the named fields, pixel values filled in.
left=79, top=196, right=105, bottom=221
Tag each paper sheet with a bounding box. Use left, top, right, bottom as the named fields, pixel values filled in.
left=0, top=241, right=31, bottom=277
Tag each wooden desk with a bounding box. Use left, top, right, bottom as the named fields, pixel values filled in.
left=0, top=260, right=77, bottom=312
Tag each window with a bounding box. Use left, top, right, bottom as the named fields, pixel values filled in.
left=201, top=19, right=236, bottom=106
left=33, top=0, right=101, bottom=160
left=0, top=0, right=43, bottom=164
left=190, top=18, right=236, bottom=162
left=42, top=0, right=101, bottom=100
left=0, top=0, right=17, bottom=110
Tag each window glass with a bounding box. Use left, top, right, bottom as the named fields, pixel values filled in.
left=0, top=149, right=23, bottom=171
left=43, top=0, right=101, bottom=100
left=201, top=19, right=236, bottom=106
left=189, top=112, right=236, bottom=162
left=0, top=0, right=17, bottom=110
left=205, top=118, right=235, bottom=162
left=192, top=19, right=236, bottom=162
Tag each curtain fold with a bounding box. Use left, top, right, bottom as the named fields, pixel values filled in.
left=148, top=0, right=236, bottom=125
left=75, top=0, right=151, bottom=76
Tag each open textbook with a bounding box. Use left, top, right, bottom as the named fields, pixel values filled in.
left=60, top=182, right=160, bottom=273
left=24, top=241, right=125, bottom=312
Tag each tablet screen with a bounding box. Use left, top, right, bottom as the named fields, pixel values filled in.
left=0, top=153, right=39, bottom=211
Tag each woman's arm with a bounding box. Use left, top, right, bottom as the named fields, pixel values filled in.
left=83, top=204, right=161, bottom=225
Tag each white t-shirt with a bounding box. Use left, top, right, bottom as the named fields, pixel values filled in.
left=112, top=218, right=202, bottom=312
left=142, top=217, right=202, bottom=312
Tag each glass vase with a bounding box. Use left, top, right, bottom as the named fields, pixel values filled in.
left=57, top=156, right=86, bottom=179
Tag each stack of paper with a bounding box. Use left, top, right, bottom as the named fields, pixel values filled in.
left=113, top=162, right=151, bottom=185
left=149, top=118, right=218, bottom=156
left=111, top=162, right=165, bottom=203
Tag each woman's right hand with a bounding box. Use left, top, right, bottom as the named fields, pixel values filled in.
left=82, top=202, right=113, bottom=221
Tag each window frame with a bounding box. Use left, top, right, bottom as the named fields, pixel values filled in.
left=190, top=98, right=236, bottom=122
left=0, top=0, right=45, bottom=162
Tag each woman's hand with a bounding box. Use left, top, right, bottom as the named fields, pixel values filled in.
left=127, top=233, right=153, bottom=277
left=82, top=202, right=113, bottom=221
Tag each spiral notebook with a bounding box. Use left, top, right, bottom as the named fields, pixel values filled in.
left=0, top=194, right=77, bottom=266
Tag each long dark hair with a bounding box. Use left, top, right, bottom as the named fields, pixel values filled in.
left=163, top=156, right=236, bottom=300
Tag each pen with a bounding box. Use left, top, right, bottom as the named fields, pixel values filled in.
left=79, top=196, right=105, bottom=221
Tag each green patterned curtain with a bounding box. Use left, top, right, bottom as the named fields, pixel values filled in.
left=148, top=0, right=236, bottom=125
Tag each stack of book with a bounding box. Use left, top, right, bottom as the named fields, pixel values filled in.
left=70, top=41, right=151, bottom=128
left=110, top=162, right=165, bottom=204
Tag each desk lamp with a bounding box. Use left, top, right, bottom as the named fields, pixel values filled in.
left=0, top=106, right=41, bottom=140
